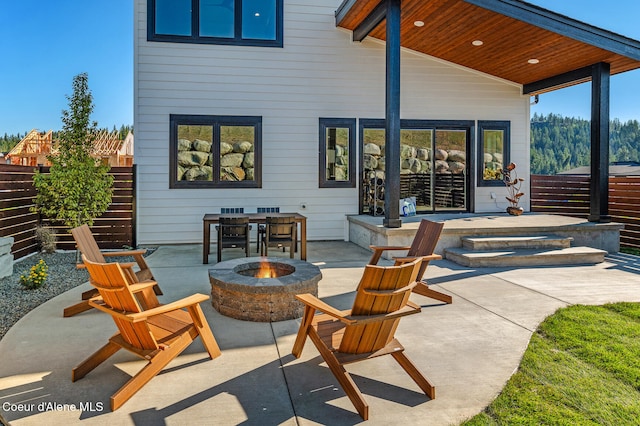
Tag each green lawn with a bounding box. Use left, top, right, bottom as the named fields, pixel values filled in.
left=621, top=247, right=640, bottom=257
left=462, top=303, right=640, bottom=425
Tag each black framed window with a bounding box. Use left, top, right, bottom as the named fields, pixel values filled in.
left=319, top=118, right=356, bottom=188
left=170, top=114, right=262, bottom=188
left=148, top=0, right=283, bottom=47
left=478, top=120, right=510, bottom=186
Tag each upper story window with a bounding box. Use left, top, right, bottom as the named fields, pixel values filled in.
left=149, top=0, right=283, bottom=47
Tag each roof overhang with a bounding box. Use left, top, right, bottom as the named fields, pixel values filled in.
left=336, top=0, right=640, bottom=95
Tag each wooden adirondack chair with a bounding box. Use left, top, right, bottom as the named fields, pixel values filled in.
left=291, top=258, right=435, bottom=420
left=72, top=256, right=221, bottom=411
left=368, top=219, right=452, bottom=304
left=63, top=224, right=163, bottom=317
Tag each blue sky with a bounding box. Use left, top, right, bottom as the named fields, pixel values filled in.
left=1, top=1, right=133, bottom=136
left=1, top=1, right=639, bottom=136
left=528, top=0, right=640, bottom=122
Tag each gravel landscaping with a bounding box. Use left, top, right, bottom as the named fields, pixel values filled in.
left=0, top=249, right=154, bottom=342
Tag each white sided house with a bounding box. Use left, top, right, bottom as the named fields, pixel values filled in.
left=134, top=0, right=640, bottom=245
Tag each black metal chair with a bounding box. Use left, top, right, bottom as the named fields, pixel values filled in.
left=217, top=216, right=251, bottom=262
left=261, top=216, right=297, bottom=258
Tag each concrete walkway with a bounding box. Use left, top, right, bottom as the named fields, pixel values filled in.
left=1, top=242, right=639, bottom=425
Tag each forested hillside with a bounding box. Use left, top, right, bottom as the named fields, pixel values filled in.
left=0, top=133, right=23, bottom=153
left=531, top=113, right=640, bottom=175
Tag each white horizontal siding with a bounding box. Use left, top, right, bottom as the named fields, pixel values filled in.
left=134, top=0, right=529, bottom=245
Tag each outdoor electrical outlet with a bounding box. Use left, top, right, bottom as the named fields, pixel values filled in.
left=490, top=192, right=497, bottom=199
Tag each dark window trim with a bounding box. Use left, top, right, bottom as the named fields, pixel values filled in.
left=169, top=114, right=262, bottom=189
left=319, top=118, right=356, bottom=188
left=477, top=120, right=510, bottom=187
left=148, top=0, right=283, bottom=48
left=359, top=118, right=475, bottom=129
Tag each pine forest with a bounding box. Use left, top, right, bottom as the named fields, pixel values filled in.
left=531, top=113, right=640, bottom=175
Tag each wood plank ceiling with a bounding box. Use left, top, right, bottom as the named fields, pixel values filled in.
left=336, top=0, right=640, bottom=94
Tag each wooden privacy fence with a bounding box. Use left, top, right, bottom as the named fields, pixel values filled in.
left=0, top=164, right=136, bottom=260
left=531, top=174, right=640, bottom=250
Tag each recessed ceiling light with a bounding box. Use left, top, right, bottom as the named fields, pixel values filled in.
left=414, top=20, right=425, bottom=27
left=528, top=58, right=540, bottom=64
left=472, top=40, right=484, bottom=46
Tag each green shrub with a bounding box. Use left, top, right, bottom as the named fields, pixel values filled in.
left=35, top=226, right=57, bottom=253
left=621, top=247, right=640, bottom=256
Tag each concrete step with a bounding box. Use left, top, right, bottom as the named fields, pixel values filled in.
left=443, top=246, right=607, bottom=268
left=462, top=234, right=573, bottom=250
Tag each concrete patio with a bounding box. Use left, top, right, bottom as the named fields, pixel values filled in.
left=1, top=241, right=640, bottom=425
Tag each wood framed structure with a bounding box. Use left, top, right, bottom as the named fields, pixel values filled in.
left=6, top=130, right=52, bottom=166
left=7, top=130, right=134, bottom=167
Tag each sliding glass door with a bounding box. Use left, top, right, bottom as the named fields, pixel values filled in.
left=433, top=129, right=468, bottom=211
left=360, top=120, right=472, bottom=215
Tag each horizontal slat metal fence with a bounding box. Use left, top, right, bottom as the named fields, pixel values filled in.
left=531, top=174, right=640, bottom=250
left=0, top=164, right=135, bottom=259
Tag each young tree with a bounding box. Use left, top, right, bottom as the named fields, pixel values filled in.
left=32, top=73, right=114, bottom=229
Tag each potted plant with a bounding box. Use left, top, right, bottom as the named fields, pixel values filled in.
left=501, top=162, right=525, bottom=215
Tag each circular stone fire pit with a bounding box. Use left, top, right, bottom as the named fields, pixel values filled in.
left=208, top=257, right=322, bottom=322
